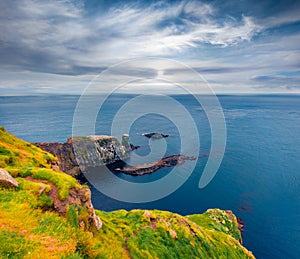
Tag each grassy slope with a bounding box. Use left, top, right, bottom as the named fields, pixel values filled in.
left=0, top=127, right=254, bottom=259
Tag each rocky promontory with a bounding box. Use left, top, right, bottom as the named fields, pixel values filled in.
left=36, top=137, right=196, bottom=177
left=35, top=134, right=131, bottom=177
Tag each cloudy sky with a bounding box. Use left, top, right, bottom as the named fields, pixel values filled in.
left=0, top=0, right=300, bottom=95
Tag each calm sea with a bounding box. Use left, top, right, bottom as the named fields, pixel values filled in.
left=0, top=94, right=299, bottom=259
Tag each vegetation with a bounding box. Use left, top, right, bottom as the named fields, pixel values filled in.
left=0, top=126, right=81, bottom=200
left=0, top=126, right=255, bottom=258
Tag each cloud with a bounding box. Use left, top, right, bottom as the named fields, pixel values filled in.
left=251, top=74, right=300, bottom=90
left=0, top=0, right=299, bottom=94
left=0, top=0, right=261, bottom=75
left=260, top=6, right=300, bottom=29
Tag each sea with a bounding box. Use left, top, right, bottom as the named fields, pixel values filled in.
left=0, top=94, right=299, bottom=259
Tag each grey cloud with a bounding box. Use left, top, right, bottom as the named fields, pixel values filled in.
left=251, top=74, right=300, bottom=82
left=105, top=67, right=158, bottom=78
left=164, top=66, right=256, bottom=75
left=251, top=74, right=300, bottom=90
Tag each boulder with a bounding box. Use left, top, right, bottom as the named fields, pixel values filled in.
left=0, top=168, right=18, bottom=188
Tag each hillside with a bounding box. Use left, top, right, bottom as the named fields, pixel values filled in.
left=0, top=126, right=255, bottom=258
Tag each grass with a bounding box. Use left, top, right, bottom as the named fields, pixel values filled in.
left=92, top=209, right=255, bottom=259
left=0, top=126, right=255, bottom=258
left=188, top=208, right=242, bottom=241
left=0, top=127, right=80, bottom=200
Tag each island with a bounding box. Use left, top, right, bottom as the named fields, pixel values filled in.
left=142, top=132, right=169, bottom=139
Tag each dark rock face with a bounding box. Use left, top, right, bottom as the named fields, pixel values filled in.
left=72, top=136, right=129, bottom=168
left=35, top=135, right=130, bottom=178
left=0, top=168, right=18, bottom=188
left=142, top=133, right=169, bottom=139
left=35, top=141, right=80, bottom=176
left=115, top=155, right=196, bottom=175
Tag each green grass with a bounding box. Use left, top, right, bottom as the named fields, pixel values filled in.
left=0, top=127, right=80, bottom=200
left=188, top=208, right=242, bottom=241
left=0, top=229, right=38, bottom=258
left=93, top=209, right=254, bottom=259
left=0, top=186, right=96, bottom=258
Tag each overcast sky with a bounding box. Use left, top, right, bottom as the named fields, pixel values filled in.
left=0, top=0, right=300, bottom=95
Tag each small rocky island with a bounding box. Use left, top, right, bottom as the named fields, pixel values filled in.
left=142, top=132, right=169, bottom=139
left=115, top=155, right=196, bottom=175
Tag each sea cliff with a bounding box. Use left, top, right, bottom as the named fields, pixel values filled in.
left=0, top=126, right=255, bottom=258
left=35, top=134, right=131, bottom=177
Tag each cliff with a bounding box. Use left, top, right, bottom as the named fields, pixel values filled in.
left=0, top=127, right=255, bottom=259
left=35, top=134, right=130, bottom=177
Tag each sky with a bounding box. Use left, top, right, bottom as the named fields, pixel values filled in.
left=0, top=0, right=300, bottom=95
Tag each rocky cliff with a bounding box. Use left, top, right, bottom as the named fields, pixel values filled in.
left=35, top=134, right=130, bottom=177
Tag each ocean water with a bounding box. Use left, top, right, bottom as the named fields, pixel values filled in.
left=0, top=94, right=299, bottom=259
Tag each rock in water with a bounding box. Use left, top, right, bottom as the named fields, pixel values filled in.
left=115, top=155, right=196, bottom=176
left=142, top=132, right=169, bottom=139
left=0, top=168, right=18, bottom=188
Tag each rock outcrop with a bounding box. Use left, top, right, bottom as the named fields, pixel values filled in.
left=65, top=187, right=102, bottom=230
left=36, top=136, right=196, bottom=177
left=72, top=135, right=129, bottom=168
left=26, top=175, right=102, bottom=230
left=35, top=134, right=130, bottom=177
left=115, top=155, right=196, bottom=175
left=35, top=141, right=80, bottom=176
left=142, top=132, right=169, bottom=139
left=0, top=168, right=18, bottom=188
